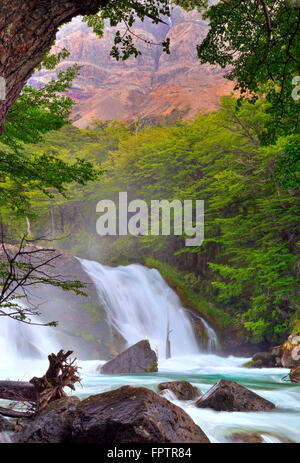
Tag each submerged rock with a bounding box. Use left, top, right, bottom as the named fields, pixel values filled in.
left=227, top=432, right=264, bottom=443
left=195, top=379, right=275, bottom=412
left=72, top=385, right=209, bottom=443
left=99, top=340, right=158, bottom=374
left=16, top=396, right=80, bottom=443
left=157, top=381, right=202, bottom=401
left=226, top=431, right=293, bottom=444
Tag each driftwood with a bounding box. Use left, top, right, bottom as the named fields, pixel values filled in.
left=0, top=350, right=80, bottom=418
left=0, top=381, right=37, bottom=402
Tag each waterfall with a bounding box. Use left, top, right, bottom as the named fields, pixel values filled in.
left=0, top=313, right=59, bottom=363
left=79, top=259, right=200, bottom=359
left=200, top=317, right=220, bottom=353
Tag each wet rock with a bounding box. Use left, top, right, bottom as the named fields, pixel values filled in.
left=99, top=340, right=158, bottom=374
left=195, top=379, right=275, bottom=412
left=227, top=431, right=293, bottom=443
left=252, top=351, right=275, bottom=367
left=16, top=396, right=80, bottom=443
left=270, top=345, right=283, bottom=367
left=71, top=385, right=209, bottom=443
left=0, top=415, right=14, bottom=432
left=227, top=432, right=264, bottom=443
left=289, top=366, right=300, bottom=382
left=157, top=381, right=202, bottom=401
left=243, top=347, right=283, bottom=368
left=282, top=333, right=300, bottom=368
left=242, top=359, right=264, bottom=368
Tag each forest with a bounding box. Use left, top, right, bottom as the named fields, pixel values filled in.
left=1, top=93, right=299, bottom=345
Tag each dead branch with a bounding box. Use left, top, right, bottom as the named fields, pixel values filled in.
left=0, top=229, right=87, bottom=326
left=0, top=350, right=80, bottom=418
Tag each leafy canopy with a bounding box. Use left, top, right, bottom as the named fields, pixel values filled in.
left=197, top=0, right=300, bottom=142
left=0, top=55, right=103, bottom=216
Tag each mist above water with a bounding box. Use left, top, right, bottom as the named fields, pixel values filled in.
left=0, top=311, right=59, bottom=364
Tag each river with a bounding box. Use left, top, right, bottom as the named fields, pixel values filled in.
left=0, top=258, right=299, bottom=443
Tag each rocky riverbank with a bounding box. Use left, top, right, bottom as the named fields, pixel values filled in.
left=0, top=377, right=277, bottom=443
left=242, top=332, right=300, bottom=382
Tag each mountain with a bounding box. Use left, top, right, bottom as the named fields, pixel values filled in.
left=30, top=6, right=233, bottom=127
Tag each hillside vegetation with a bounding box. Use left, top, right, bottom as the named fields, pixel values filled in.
left=3, top=96, right=299, bottom=345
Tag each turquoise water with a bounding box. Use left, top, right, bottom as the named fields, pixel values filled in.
left=1, top=353, right=299, bottom=443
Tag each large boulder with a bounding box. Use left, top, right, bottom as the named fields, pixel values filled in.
left=100, top=340, right=158, bottom=374
left=243, top=348, right=282, bottom=368
left=281, top=333, right=300, bottom=368
left=195, top=379, right=275, bottom=412
left=71, top=385, right=210, bottom=443
left=157, top=381, right=201, bottom=401
left=16, top=396, right=80, bottom=443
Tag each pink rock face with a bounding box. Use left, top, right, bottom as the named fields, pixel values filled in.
left=30, top=7, right=234, bottom=127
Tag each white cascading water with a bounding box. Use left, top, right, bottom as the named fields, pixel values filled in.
left=200, top=317, right=220, bottom=353
left=79, top=258, right=201, bottom=359
left=0, top=311, right=59, bottom=363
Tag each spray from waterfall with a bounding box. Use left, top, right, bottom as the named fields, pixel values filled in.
left=79, top=259, right=201, bottom=359
left=0, top=311, right=59, bottom=363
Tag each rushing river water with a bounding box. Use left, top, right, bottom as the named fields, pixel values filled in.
left=0, top=259, right=299, bottom=443
left=1, top=353, right=299, bottom=443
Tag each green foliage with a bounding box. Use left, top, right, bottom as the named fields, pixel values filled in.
left=197, top=0, right=300, bottom=142
left=145, top=257, right=231, bottom=330
left=275, top=136, right=300, bottom=191
left=2, top=66, right=80, bottom=151
left=3, top=96, right=299, bottom=343
left=0, top=66, right=103, bottom=216
left=82, top=0, right=175, bottom=61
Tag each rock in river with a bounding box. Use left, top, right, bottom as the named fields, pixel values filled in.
left=99, top=339, right=158, bottom=374
left=158, top=381, right=202, bottom=401
left=72, top=385, right=210, bottom=443
left=16, top=396, right=80, bottom=443
left=195, top=379, right=275, bottom=412
left=282, top=333, right=300, bottom=368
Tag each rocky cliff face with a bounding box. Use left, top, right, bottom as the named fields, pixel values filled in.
left=30, top=6, right=233, bottom=127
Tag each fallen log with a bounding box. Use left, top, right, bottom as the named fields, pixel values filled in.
left=0, top=381, right=37, bottom=402
left=0, top=350, right=80, bottom=418
left=0, top=406, right=33, bottom=419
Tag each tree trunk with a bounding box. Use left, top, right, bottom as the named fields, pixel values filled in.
left=0, top=0, right=107, bottom=135
left=0, top=380, right=37, bottom=402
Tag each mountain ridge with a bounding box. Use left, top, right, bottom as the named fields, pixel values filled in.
left=30, top=6, right=233, bottom=126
